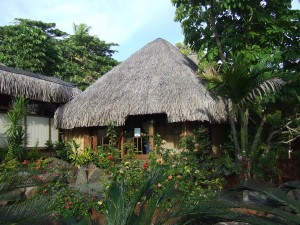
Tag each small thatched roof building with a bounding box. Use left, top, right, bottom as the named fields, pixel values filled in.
left=0, top=64, right=81, bottom=103
left=0, top=64, right=81, bottom=148
left=55, top=38, right=226, bottom=129
left=54, top=38, right=227, bottom=156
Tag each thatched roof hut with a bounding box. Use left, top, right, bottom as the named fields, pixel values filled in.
left=0, top=65, right=81, bottom=103
left=55, top=38, right=227, bottom=129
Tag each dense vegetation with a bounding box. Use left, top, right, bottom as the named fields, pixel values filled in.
left=0, top=0, right=300, bottom=224
left=0, top=19, right=118, bottom=90
left=173, top=0, right=300, bottom=182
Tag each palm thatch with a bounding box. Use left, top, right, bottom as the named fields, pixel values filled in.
left=55, top=38, right=227, bottom=129
left=0, top=65, right=81, bottom=103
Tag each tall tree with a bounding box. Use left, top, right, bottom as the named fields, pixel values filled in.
left=0, top=19, right=119, bottom=90
left=172, top=0, right=300, bottom=181
left=57, top=23, right=118, bottom=90
left=172, top=0, right=299, bottom=71
left=202, top=53, right=285, bottom=181
left=0, top=18, right=66, bottom=75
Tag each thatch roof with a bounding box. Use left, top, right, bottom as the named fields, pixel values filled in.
left=55, top=38, right=227, bottom=129
left=0, top=65, right=81, bottom=103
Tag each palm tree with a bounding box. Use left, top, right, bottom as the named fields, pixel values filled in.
left=73, top=23, right=91, bottom=37
left=202, top=53, right=285, bottom=182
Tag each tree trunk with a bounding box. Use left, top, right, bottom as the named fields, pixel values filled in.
left=240, top=109, right=249, bottom=156
left=227, top=106, right=241, bottom=163
left=251, top=115, right=267, bottom=152
left=210, top=0, right=226, bottom=63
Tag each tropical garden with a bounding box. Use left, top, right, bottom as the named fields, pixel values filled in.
left=0, top=0, right=300, bottom=224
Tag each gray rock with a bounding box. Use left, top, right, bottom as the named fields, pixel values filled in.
left=248, top=190, right=267, bottom=204
left=87, top=168, right=102, bottom=183
left=0, top=201, right=8, bottom=206
left=24, top=186, right=38, bottom=199
left=87, top=162, right=98, bottom=170
left=287, top=189, right=300, bottom=201
left=47, top=157, right=75, bottom=170
left=75, top=166, right=88, bottom=185
left=69, top=182, right=105, bottom=200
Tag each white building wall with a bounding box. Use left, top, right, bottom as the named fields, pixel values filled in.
left=50, top=118, right=59, bottom=143
left=0, top=113, right=59, bottom=148
left=26, top=116, right=50, bottom=148
left=0, top=113, right=9, bottom=147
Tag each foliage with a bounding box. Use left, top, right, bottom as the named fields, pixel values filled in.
left=92, top=123, right=120, bottom=170
left=0, top=157, right=79, bottom=224
left=52, top=141, right=69, bottom=161
left=66, top=140, right=92, bottom=167
left=201, top=53, right=286, bottom=183
left=172, top=0, right=299, bottom=72
left=4, top=97, right=28, bottom=161
left=175, top=42, right=193, bottom=56
left=172, top=1, right=300, bottom=181
left=222, top=183, right=300, bottom=225
left=0, top=18, right=64, bottom=75
left=106, top=167, right=280, bottom=225
left=56, top=23, right=118, bottom=90
left=109, top=127, right=234, bottom=210
left=51, top=188, right=102, bottom=222
left=92, top=146, right=116, bottom=170
left=27, top=142, right=42, bottom=161
left=0, top=19, right=119, bottom=89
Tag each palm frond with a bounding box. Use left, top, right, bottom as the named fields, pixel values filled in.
left=239, top=78, right=286, bottom=107
left=0, top=195, right=56, bottom=224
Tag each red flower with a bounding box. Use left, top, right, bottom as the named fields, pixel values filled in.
left=68, top=201, right=73, bottom=205
left=66, top=204, right=70, bottom=209
left=143, top=162, right=148, bottom=170
left=108, top=155, right=113, bottom=161
left=36, top=165, right=41, bottom=170
left=22, top=160, right=29, bottom=165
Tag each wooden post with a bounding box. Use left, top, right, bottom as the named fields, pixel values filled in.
left=83, top=130, right=90, bottom=150
left=120, top=127, right=124, bottom=158
left=181, top=122, right=187, bottom=138
left=149, top=120, right=155, bottom=151
left=211, top=124, right=226, bottom=157
left=92, top=128, right=98, bottom=150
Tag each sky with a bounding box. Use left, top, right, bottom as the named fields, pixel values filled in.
left=0, top=0, right=299, bottom=62
left=0, top=0, right=184, bottom=61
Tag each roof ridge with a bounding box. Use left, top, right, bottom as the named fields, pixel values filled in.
left=0, top=64, right=76, bottom=88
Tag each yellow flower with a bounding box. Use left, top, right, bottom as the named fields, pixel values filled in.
left=97, top=201, right=103, bottom=206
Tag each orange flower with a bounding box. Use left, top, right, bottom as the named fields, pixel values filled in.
left=22, top=160, right=29, bottom=165
left=143, top=162, right=148, bottom=169
left=36, top=165, right=41, bottom=170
